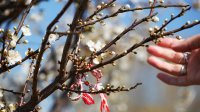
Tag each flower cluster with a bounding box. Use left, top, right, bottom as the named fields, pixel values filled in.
left=0, top=25, right=32, bottom=67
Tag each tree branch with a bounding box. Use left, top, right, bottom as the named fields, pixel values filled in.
left=31, top=0, right=73, bottom=101
left=0, top=88, right=24, bottom=96
left=77, top=4, right=189, bottom=29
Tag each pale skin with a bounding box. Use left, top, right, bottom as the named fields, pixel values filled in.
left=147, top=34, right=200, bottom=86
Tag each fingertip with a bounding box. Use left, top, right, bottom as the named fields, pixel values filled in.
left=157, top=38, right=173, bottom=46
left=147, top=56, right=155, bottom=65
left=156, top=38, right=165, bottom=45
left=147, top=45, right=155, bottom=53
left=157, top=73, right=189, bottom=86
left=157, top=73, right=174, bottom=85
left=147, top=57, right=151, bottom=65
left=147, top=46, right=157, bottom=63
left=157, top=73, right=167, bottom=81
left=157, top=37, right=182, bottom=48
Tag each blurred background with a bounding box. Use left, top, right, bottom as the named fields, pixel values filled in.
left=1, top=0, right=200, bottom=112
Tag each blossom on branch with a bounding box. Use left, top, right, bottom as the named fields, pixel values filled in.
left=6, top=50, right=22, bottom=65
left=21, top=25, right=32, bottom=36
left=48, top=34, right=59, bottom=44
left=10, top=35, right=18, bottom=48
left=87, top=40, right=105, bottom=52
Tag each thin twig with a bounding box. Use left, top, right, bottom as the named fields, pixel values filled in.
left=14, top=0, right=35, bottom=36
left=77, top=4, right=189, bottom=29
left=61, top=83, right=142, bottom=94
left=0, top=88, right=24, bottom=96
left=49, top=31, right=79, bottom=36
left=19, top=59, right=35, bottom=106
left=95, top=13, right=157, bottom=56
left=16, top=33, right=24, bottom=44
left=85, top=0, right=116, bottom=21
left=39, top=0, right=89, bottom=102
left=148, top=0, right=157, bottom=16
left=156, top=6, right=191, bottom=33
left=31, top=0, right=73, bottom=100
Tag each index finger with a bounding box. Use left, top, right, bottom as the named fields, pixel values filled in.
left=172, top=34, right=200, bottom=52
left=157, top=37, right=183, bottom=48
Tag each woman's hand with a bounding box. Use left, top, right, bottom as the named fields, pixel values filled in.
left=147, top=35, right=200, bottom=86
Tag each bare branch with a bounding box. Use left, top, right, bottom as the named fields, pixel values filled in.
left=85, top=0, right=116, bottom=21
left=60, top=83, right=142, bottom=95
left=14, top=0, right=35, bottom=36
left=0, top=88, right=24, bottom=96
left=95, top=13, right=157, bottom=56
left=31, top=0, right=73, bottom=100
left=39, top=0, right=89, bottom=102
left=77, top=4, right=189, bottom=29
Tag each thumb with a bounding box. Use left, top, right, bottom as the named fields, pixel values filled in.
left=172, top=34, right=200, bottom=52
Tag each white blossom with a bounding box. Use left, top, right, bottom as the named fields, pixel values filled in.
left=159, top=0, right=164, bottom=4
left=186, top=21, right=191, bottom=25
left=148, top=27, right=154, bottom=33
left=110, top=51, right=116, bottom=55
left=93, top=58, right=100, bottom=64
left=96, top=83, right=104, bottom=91
left=154, top=25, right=160, bottom=31
left=97, top=5, right=102, bottom=10
left=10, top=40, right=16, bottom=48
left=164, top=18, right=168, bottom=23
left=21, top=25, right=32, bottom=36
left=11, top=35, right=18, bottom=42
left=124, top=4, right=131, bottom=10
left=149, top=0, right=153, bottom=4
left=171, top=13, right=175, bottom=18
left=48, top=34, right=59, bottom=44
left=6, top=50, right=22, bottom=65
left=23, top=40, right=29, bottom=44
left=194, top=20, right=199, bottom=23
left=8, top=103, right=16, bottom=111
left=0, top=102, right=5, bottom=108
left=152, top=16, right=159, bottom=22
left=86, top=40, right=105, bottom=52
left=10, top=35, right=18, bottom=48
left=176, top=35, right=182, bottom=40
